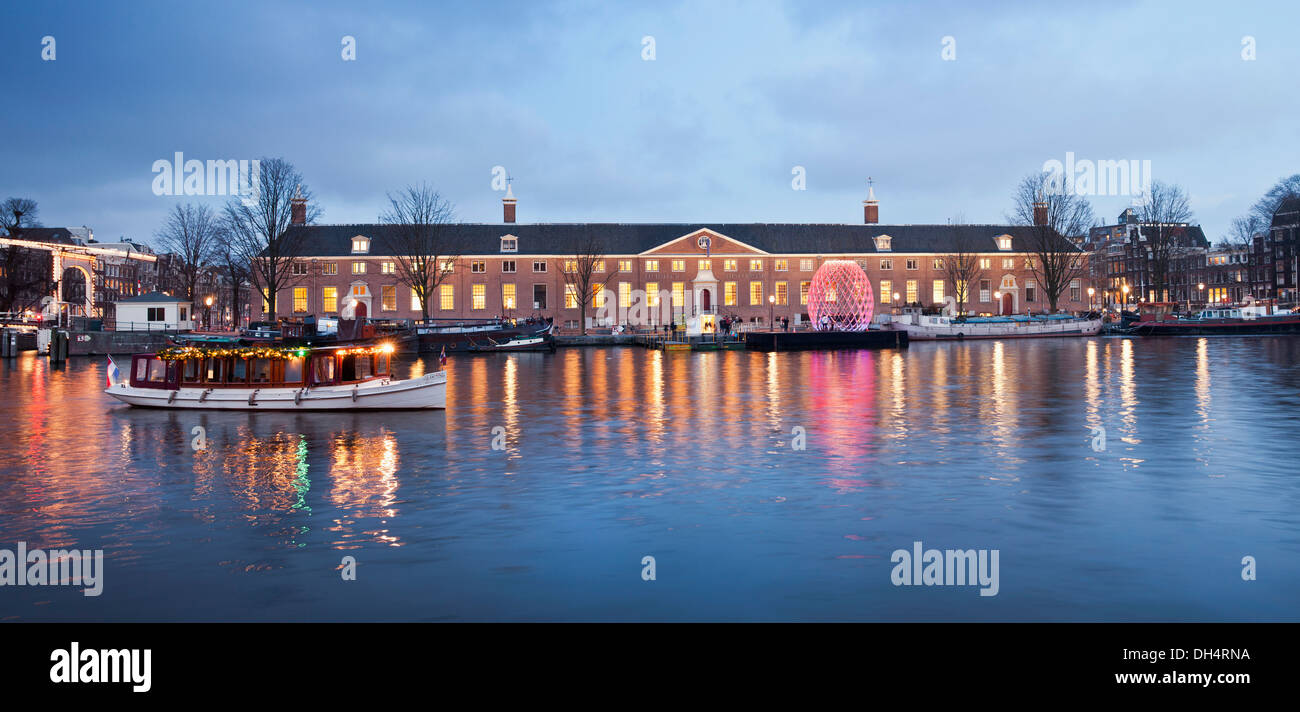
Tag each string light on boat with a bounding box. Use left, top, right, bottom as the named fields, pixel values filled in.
left=156, top=342, right=396, bottom=361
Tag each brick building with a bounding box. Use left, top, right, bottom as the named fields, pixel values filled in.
left=1086, top=209, right=1210, bottom=307
left=261, top=189, right=1091, bottom=328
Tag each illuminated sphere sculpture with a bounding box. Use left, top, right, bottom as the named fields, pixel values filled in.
left=807, top=260, right=874, bottom=331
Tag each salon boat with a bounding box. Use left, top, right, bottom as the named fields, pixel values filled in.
left=104, top=340, right=446, bottom=410
left=884, top=312, right=1103, bottom=340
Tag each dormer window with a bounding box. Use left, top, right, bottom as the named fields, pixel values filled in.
left=500, top=235, right=518, bottom=253
left=995, top=235, right=1013, bottom=251
left=873, top=234, right=892, bottom=251
left=351, top=236, right=370, bottom=254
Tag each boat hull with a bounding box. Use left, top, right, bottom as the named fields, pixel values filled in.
left=416, top=321, right=552, bottom=353
left=891, top=318, right=1103, bottom=340
left=104, top=372, right=447, bottom=410
left=1131, top=317, right=1300, bottom=336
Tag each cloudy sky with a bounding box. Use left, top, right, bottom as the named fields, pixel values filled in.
left=2, top=0, right=1296, bottom=245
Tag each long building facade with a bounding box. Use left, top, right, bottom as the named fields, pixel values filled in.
left=261, top=191, right=1092, bottom=328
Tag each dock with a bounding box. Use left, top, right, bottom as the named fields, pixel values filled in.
left=744, top=329, right=908, bottom=352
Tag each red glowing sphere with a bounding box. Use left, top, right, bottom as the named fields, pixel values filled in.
left=807, top=260, right=874, bottom=331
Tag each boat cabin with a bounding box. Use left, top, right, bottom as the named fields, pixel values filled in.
left=128, top=343, right=395, bottom=390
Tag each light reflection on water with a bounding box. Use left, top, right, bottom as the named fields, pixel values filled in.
left=1, top=336, right=1299, bottom=621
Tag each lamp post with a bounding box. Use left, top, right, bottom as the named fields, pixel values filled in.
left=204, top=295, right=214, bottom=329
left=768, top=294, right=775, bottom=329
left=892, top=292, right=900, bottom=316
left=1087, top=286, right=1095, bottom=312
left=1197, top=282, right=1205, bottom=313
left=994, top=291, right=1002, bottom=316
left=1121, top=284, right=1130, bottom=312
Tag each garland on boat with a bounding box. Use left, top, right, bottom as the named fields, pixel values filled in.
left=155, top=343, right=394, bottom=361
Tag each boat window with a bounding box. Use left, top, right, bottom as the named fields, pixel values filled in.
left=148, top=359, right=168, bottom=383
left=135, top=358, right=149, bottom=381
left=251, top=358, right=272, bottom=383
left=232, top=358, right=248, bottom=383
left=183, top=359, right=202, bottom=383
left=356, top=355, right=372, bottom=380
left=375, top=353, right=389, bottom=376
left=341, top=355, right=357, bottom=382
left=205, top=358, right=224, bottom=383
left=283, top=357, right=304, bottom=384
left=314, top=356, right=335, bottom=383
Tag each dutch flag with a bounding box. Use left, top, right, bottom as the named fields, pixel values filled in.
left=439, top=346, right=447, bottom=366
left=106, top=355, right=122, bottom=387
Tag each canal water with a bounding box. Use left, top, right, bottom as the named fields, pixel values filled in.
left=1, top=337, right=1297, bottom=621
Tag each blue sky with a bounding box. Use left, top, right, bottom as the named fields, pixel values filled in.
left=2, top=0, right=1296, bottom=244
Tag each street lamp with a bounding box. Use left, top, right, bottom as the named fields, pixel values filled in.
left=892, top=292, right=900, bottom=315
left=1087, top=286, right=1095, bottom=311
left=1121, top=284, right=1130, bottom=311
left=768, top=294, right=775, bottom=329
left=204, top=295, right=214, bottom=330
left=994, top=291, right=1002, bottom=316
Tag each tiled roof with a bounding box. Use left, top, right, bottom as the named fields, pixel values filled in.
left=114, top=291, right=187, bottom=304
left=1271, top=197, right=1300, bottom=227
left=282, top=222, right=1079, bottom=257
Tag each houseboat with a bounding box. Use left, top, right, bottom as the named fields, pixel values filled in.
left=1129, top=303, right=1300, bottom=336
left=415, top=317, right=554, bottom=353
left=104, top=341, right=446, bottom=410
left=884, top=311, right=1103, bottom=340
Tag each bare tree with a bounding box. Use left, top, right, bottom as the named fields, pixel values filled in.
left=1249, top=174, right=1300, bottom=225
left=224, top=158, right=319, bottom=321
left=560, top=229, right=616, bottom=334
left=0, top=197, right=48, bottom=313
left=1221, top=214, right=1265, bottom=250
left=215, top=243, right=251, bottom=330
left=1009, top=172, right=1094, bottom=312
left=941, top=216, right=984, bottom=318
left=155, top=203, right=221, bottom=301
left=375, top=184, right=461, bottom=321
left=1133, top=180, right=1195, bottom=302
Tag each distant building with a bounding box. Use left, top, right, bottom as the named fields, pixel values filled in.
left=258, top=188, right=1091, bottom=327
left=1085, top=209, right=1210, bottom=306
left=1269, top=196, right=1300, bottom=302
left=112, top=291, right=193, bottom=331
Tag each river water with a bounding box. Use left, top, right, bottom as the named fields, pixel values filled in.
left=1, top=337, right=1297, bottom=621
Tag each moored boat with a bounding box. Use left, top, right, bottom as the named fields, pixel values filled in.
left=465, top=332, right=557, bottom=352
left=415, top=317, right=553, bottom=353
left=885, top=312, right=1103, bottom=340
left=1129, top=304, right=1300, bottom=336
left=104, top=341, right=445, bottom=410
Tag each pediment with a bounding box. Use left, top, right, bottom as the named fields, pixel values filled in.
left=640, top=228, right=769, bottom=256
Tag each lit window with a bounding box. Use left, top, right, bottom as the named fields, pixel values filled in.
left=293, top=287, right=308, bottom=313
left=1002, top=258, right=1015, bottom=269
left=932, top=280, right=945, bottom=304
left=672, top=282, right=684, bottom=307
left=997, top=236, right=1013, bottom=251
left=672, top=259, right=685, bottom=272
left=593, top=261, right=605, bottom=273
left=800, top=281, right=810, bottom=305
left=564, top=260, right=577, bottom=273
left=411, top=291, right=423, bottom=312
left=564, top=284, right=578, bottom=309
left=880, top=280, right=892, bottom=303
left=471, top=261, right=486, bottom=273
left=775, top=281, right=788, bottom=305
left=724, top=259, right=737, bottom=272
left=749, top=281, right=763, bottom=305
left=619, top=260, right=633, bottom=272
left=502, top=283, right=516, bottom=310
left=799, top=259, right=813, bottom=271
left=322, top=287, right=338, bottom=313
left=381, top=285, right=396, bottom=311
left=439, top=260, right=454, bottom=274
left=618, top=282, right=631, bottom=308
left=646, top=282, right=659, bottom=308
left=775, top=259, right=788, bottom=271
left=352, top=262, right=366, bottom=274
left=351, top=237, right=370, bottom=253
left=980, top=258, right=991, bottom=269
left=472, top=284, right=486, bottom=310
left=724, top=281, right=737, bottom=306
left=698, top=259, right=711, bottom=271
left=645, top=260, right=659, bottom=272
left=906, top=280, right=918, bottom=303
left=749, top=259, right=762, bottom=271
left=440, top=284, right=454, bottom=310
left=592, top=284, right=606, bottom=308
left=933, top=258, right=944, bottom=270
left=381, top=262, right=396, bottom=274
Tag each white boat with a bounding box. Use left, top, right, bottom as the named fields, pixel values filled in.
left=884, top=312, right=1102, bottom=340
left=104, top=342, right=446, bottom=410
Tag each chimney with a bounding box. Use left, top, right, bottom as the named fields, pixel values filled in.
left=863, top=182, right=879, bottom=224
left=1033, top=194, right=1048, bottom=226
left=291, top=185, right=307, bottom=225
left=502, top=183, right=517, bottom=224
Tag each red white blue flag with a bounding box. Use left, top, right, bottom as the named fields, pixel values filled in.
left=106, top=355, right=122, bottom=387
left=439, top=346, right=447, bottom=366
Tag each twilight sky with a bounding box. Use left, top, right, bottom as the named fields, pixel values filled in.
left=2, top=0, right=1296, bottom=246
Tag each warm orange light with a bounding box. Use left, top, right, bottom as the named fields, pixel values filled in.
left=380, top=343, right=395, bottom=354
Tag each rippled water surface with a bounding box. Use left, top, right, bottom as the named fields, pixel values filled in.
left=1, top=337, right=1298, bottom=621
